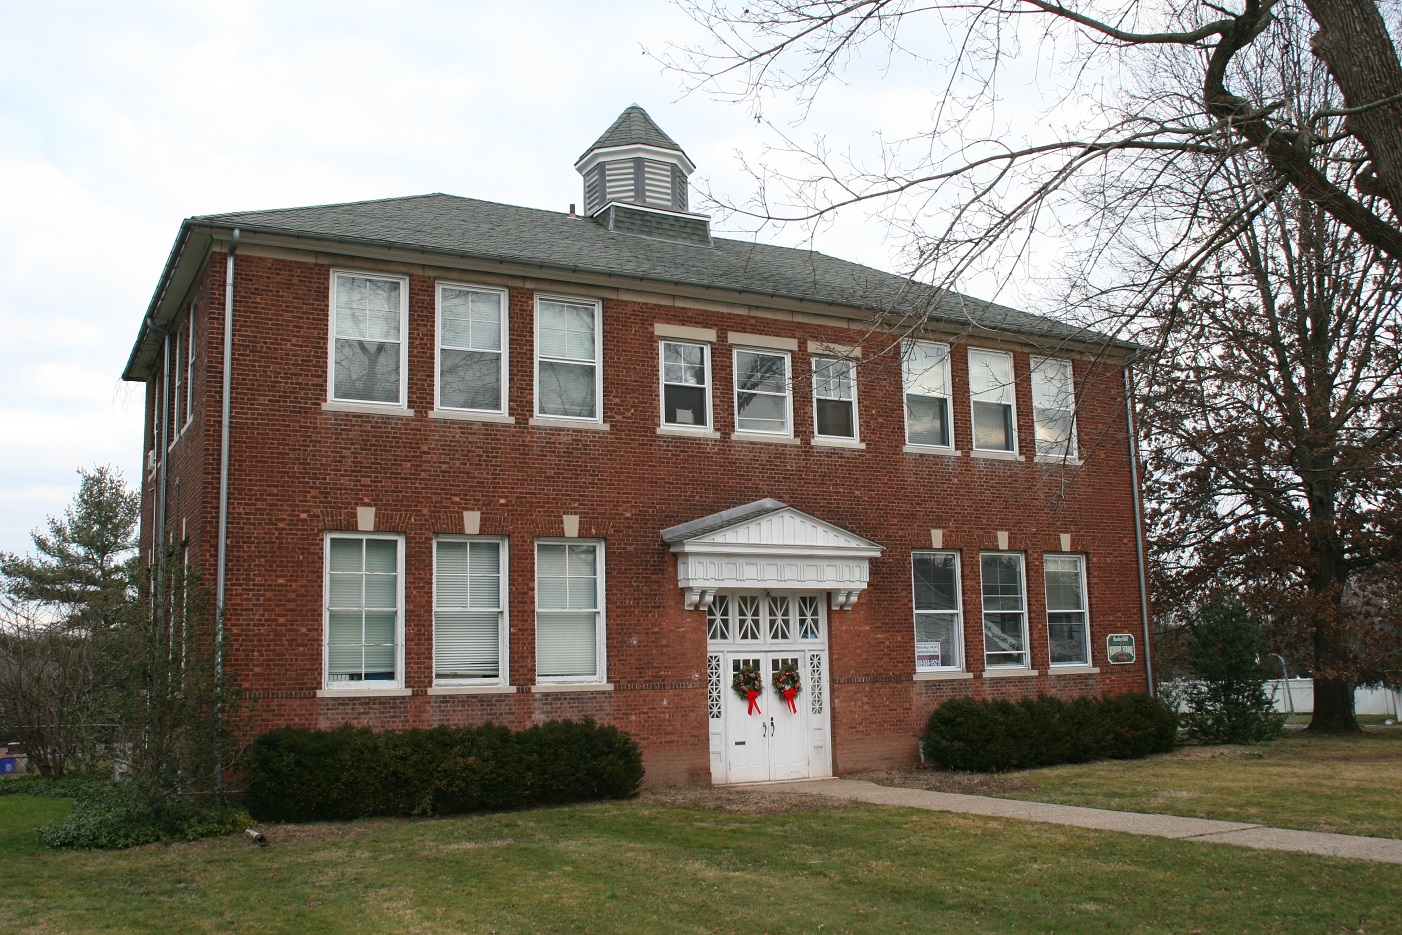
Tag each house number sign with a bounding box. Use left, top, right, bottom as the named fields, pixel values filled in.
left=1106, top=634, right=1136, bottom=664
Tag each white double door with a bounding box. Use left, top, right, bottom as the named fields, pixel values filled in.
left=707, top=592, right=832, bottom=784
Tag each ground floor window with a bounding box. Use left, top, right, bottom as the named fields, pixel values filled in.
left=981, top=552, right=1028, bottom=668
left=535, top=540, right=605, bottom=682
left=433, top=537, right=507, bottom=683
left=912, top=551, right=962, bottom=670
left=325, top=533, right=403, bottom=687
left=1044, top=553, right=1090, bottom=666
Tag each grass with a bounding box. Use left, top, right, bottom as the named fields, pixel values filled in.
left=1000, top=728, right=1402, bottom=839
left=3, top=792, right=1401, bottom=933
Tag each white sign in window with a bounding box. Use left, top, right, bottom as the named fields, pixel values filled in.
left=660, top=340, right=710, bottom=428
left=331, top=273, right=407, bottom=406
left=903, top=341, right=952, bottom=448
left=913, top=551, right=962, bottom=670
left=325, top=534, right=403, bottom=686
left=813, top=356, right=857, bottom=439
left=1045, top=554, right=1090, bottom=666
left=969, top=348, right=1016, bottom=452
left=438, top=285, right=507, bottom=413
left=536, top=297, right=601, bottom=421
left=1031, top=357, right=1077, bottom=459
left=734, top=349, right=791, bottom=435
left=434, top=538, right=507, bottom=683
left=535, top=541, right=604, bottom=681
left=981, top=552, right=1027, bottom=668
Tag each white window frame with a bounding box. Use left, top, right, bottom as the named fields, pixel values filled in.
left=328, top=269, right=410, bottom=409
left=435, top=281, right=510, bottom=415
left=534, top=294, right=603, bottom=423
left=433, top=536, right=509, bottom=686
left=534, top=539, right=606, bottom=685
left=912, top=550, right=964, bottom=672
left=980, top=551, right=1029, bottom=669
left=183, top=306, right=196, bottom=430
left=658, top=339, right=712, bottom=430
left=1044, top=553, right=1091, bottom=667
left=811, top=355, right=859, bottom=441
left=322, top=531, right=406, bottom=691
left=169, top=325, right=182, bottom=445
left=1030, top=356, right=1078, bottom=460
left=968, top=348, right=1018, bottom=454
left=732, top=347, right=793, bottom=437
left=902, top=340, right=954, bottom=450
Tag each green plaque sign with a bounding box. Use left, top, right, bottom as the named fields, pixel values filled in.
left=1106, top=634, right=1136, bottom=664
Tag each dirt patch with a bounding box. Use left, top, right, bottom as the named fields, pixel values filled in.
left=637, top=786, right=862, bottom=814
left=847, top=769, right=1038, bottom=795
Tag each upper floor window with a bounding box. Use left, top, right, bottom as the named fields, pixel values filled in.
left=331, top=272, right=408, bottom=407
left=169, top=327, right=182, bottom=441
left=438, top=284, right=508, bottom=414
left=1031, top=357, right=1077, bottom=459
left=434, top=537, right=508, bottom=684
left=903, top=340, right=952, bottom=448
left=184, top=307, right=195, bottom=429
left=981, top=552, right=1028, bottom=668
left=1045, top=554, right=1090, bottom=666
left=536, top=296, right=601, bottom=421
left=535, top=541, right=605, bottom=682
left=325, top=533, right=403, bottom=688
left=733, top=348, right=791, bottom=436
left=969, top=348, right=1016, bottom=452
left=913, top=551, right=963, bottom=670
left=812, top=356, right=858, bottom=440
left=660, top=340, right=711, bottom=429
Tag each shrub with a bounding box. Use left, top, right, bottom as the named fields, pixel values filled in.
left=244, top=718, right=641, bottom=822
left=0, top=775, right=103, bottom=799
left=922, top=692, right=1176, bottom=772
left=1178, top=598, right=1286, bottom=744
left=39, top=781, right=251, bottom=849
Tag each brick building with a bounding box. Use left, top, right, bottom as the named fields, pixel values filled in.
left=124, top=106, right=1152, bottom=785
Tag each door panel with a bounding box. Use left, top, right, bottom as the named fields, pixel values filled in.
left=724, top=656, right=769, bottom=783
left=767, top=654, right=810, bottom=780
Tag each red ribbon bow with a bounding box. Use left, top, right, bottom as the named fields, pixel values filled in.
left=746, top=689, right=761, bottom=715
left=782, top=686, right=798, bottom=714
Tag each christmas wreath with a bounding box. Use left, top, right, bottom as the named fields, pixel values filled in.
left=732, top=665, right=764, bottom=715
left=772, top=663, right=803, bottom=713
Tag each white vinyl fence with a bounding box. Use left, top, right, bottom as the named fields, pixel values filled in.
left=1267, top=679, right=1402, bottom=719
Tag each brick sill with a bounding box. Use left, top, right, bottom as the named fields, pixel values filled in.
left=427, top=684, right=517, bottom=695
left=322, top=401, right=414, bottom=418
left=1049, top=666, right=1100, bottom=676
left=903, top=445, right=963, bottom=457
left=529, top=417, right=611, bottom=432
left=430, top=409, right=515, bottom=425
left=731, top=432, right=800, bottom=445
left=914, top=671, right=974, bottom=681
left=811, top=437, right=866, bottom=450
left=969, top=449, right=1025, bottom=462
left=979, top=669, right=1040, bottom=679
left=531, top=682, right=615, bottom=693
left=657, top=426, right=721, bottom=439
left=316, top=688, right=412, bottom=698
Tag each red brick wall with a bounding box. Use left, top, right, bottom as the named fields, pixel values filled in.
left=139, top=248, right=1150, bottom=786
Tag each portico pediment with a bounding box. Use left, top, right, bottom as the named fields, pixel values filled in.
left=661, top=499, right=884, bottom=611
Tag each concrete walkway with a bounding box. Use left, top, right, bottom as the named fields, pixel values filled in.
left=745, top=778, right=1402, bottom=865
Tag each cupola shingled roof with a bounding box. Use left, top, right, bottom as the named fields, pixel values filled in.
left=576, top=104, right=688, bottom=164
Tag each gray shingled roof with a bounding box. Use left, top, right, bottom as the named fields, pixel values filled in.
left=580, top=104, right=684, bottom=160
left=661, top=499, right=789, bottom=543
left=191, top=193, right=1120, bottom=346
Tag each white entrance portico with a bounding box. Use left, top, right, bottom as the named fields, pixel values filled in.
left=660, top=500, right=884, bottom=784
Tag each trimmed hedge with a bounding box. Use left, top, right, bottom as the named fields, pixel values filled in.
left=245, top=718, right=643, bottom=822
left=922, top=692, right=1177, bottom=772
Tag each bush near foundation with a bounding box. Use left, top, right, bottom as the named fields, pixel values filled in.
left=39, top=781, right=253, bottom=849
left=922, top=693, right=1177, bottom=772
left=244, top=719, right=642, bottom=822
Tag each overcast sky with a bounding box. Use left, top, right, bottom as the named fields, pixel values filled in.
left=0, top=0, right=1055, bottom=556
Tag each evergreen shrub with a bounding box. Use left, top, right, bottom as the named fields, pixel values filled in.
left=922, top=692, right=1177, bottom=772
left=39, top=781, right=252, bottom=849
left=244, top=718, right=641, bottom=822
left=1178, top=598, right=1286, bottom=744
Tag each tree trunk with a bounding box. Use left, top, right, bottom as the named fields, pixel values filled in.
left=1308, top=676, right=1361, bottom=733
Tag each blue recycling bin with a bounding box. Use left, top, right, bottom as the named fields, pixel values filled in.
left=0, top=758, right=16, bottom=775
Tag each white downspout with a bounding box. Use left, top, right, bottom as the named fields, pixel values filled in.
left=214, top=228, right=239, bottom=799
left=1124, top=366, right=1155, bottom=696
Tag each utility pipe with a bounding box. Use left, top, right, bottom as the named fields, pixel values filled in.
left=214, top=228, right=239, bottom=800
left=1124, top=366, right=1155, bottom=696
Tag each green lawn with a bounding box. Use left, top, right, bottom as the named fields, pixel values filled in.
left=3, top=793, right=1400, bottom=933
left=999, top=728, right=1402, bottom=839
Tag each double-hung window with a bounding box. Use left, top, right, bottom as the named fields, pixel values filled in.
left=325, top=533, right=404, bottom=688
left=981, top=552, right=1028, bottom=668
left=812, top=356, right=858, bottom=440
left=969, top=349, right=1017, bottom=452
left=913, top=551, right=962, bottom=671
left=184, top=308, right=195, bottom=430
left=660, top=340, right=711, bottom=428
left=1045, top=554, right=1090, bottom=666
left=330, top=272, right=408, bottom=407
left=169, top=327, right=182, bottom=440
left=535, top=541, right=605, bottom=682
left=535, top=296, right=601, bottom=421
left=438, top=284, right=508, bottom=414
left=1031, top=357, right=1077, bottom=459
left=903, top=341, right=952, bottom=448
left=733, top=348, right=791, bottom=435
left=434, top=537, right=508, bottom=684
